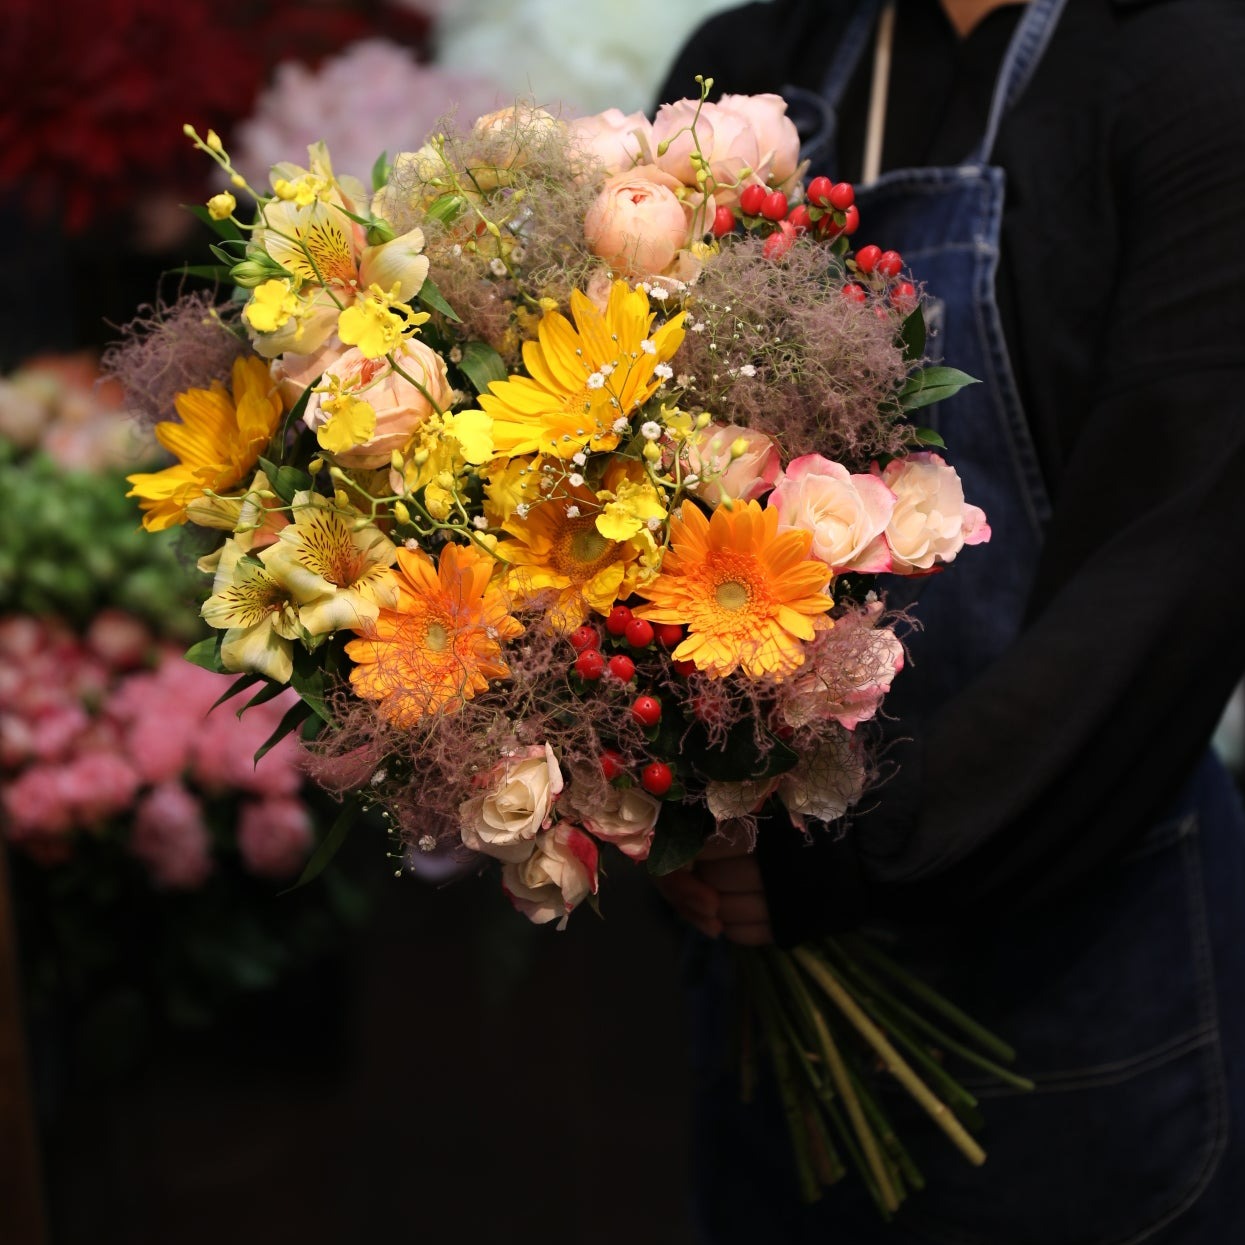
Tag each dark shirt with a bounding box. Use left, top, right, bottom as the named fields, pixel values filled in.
left=657, top=0, right=1245, bottom=941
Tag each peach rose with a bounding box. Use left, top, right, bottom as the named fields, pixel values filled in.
left=502, top=823, right=599, bottom=928
left=469, top=105, right=566, bottom=189
left=585, top=165, right=712, bottom=279
left=570, top=108, right=652, bottom=177
left=459, top=743, right=564, bottom=863
left=301, top=338, right=452, bottom=469
left=878, top=453, right=991, bottom=574
left=686, top=424, right=781, bottom=507
left=768, top=454, right=896, bottom=574
left=577, top=782, right=661, bottom=862
left=715, top=94, right=803, bottom=194
left=651, top=99, right=761, bottom=211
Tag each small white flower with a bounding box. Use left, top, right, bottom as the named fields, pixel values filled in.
left=739, top=363, right=758, bottom=378
left=472, top=516, right=488, bottom=530
left=650, top=285, right=670, bottom=301
left=571, top=451, right=587, bottom=467
left=489, top=257, right=508, bottom=277
left=516, top=502, right=531, bottom=517
left=417, top=835, right=437, bottom=853
left=646, top=516, right=662, bottom=531
left=683, top=474, right=700, bottom=488
left=565, top=504, right=581, bottom=518
left=691, top=321, right=706, bottom=334
left=510, top=245, right=526, bottom=263
left=640, top=421, right=662, bottom=441
left=449, top=346, right=463, bottom=363
left=654, top=363, right=674, bottom=380
left=612, top=417, right=630, bottom=435
left=587, top=371, right=606, bottom=390
left=568, top=473, right=585, bottom=488
left=600, top=362, right=616, bottom=377
left=404, top=538, right=420, bottom=550
left=640, top=339, right=656, bottom=355
left=676, top=373, right=695, bottom=387
left=451, top=244, right=463, bottom=257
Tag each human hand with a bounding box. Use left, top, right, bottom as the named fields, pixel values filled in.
left=655, top=827, right=773, bottom=946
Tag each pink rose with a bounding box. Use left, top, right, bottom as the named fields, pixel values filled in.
left=501, top=823, right=599, bottom=928
left=584, top=165, right=712, bottom=280
left=459, top=743, right=564, bottom=863
left=301, top=338, right=452, bottom=469
left=237, top=797, right=314, bottom=879
left=877, top=453, right=991, bottom=574
left=271, top=334, right=345, bottom=408
left=570, top=108, right=652, bottom=177
left=130, top=782, right=215, bottom=890
left=651, top=99, right=759, bottom=210
left=768, top=454, right=896, bottom=574
left=715, top=94, right=802, bottom=194
left=577, top=783, right=661, bottom=862
left=686, top=424, right=781, bottom=507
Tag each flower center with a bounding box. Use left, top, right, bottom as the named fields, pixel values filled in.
left=552, top=518, right=617, bottom=579
left=570, top=526, right=610, bottom=564
left=715, top=580, right=749, bottom=612
left=425, top=621, right=450, bottom=652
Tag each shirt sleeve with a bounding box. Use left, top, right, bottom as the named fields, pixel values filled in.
left=758, top=2, right=1245, bottom=945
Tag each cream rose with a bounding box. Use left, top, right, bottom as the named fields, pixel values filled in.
left=301, top=338, right=452, bottom=469
left=686, top=424, right=781, bottom=506
left=584, top=165, right=711, bottom=279
left=459, top=743, right=564, bottom=863
left=769, top=453, right=896, bottom=574
left=715, top=93, right=803, bottom=194
left=570, top=108, right=652, bottom=177
left=578, top=784, right=661, bottom=862
left=878, top=452, right=991, bottom=574
left=502, top=823, right=599, bottom=928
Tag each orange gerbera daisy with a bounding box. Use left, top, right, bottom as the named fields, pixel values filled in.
left=344, top=543, right=523, bottom=726
left=477, top=279, right=685, bottom=460
left=126, top=356, right=282, bottom=532
left=634, top=501, right=834, bottom=679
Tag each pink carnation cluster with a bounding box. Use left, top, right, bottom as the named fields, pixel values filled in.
left=0, top=612, right=314, bottom=887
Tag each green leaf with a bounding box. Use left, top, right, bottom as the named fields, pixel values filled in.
left=459, top=340, right=509, bottom=395
left=184, top=636, right=225, bottom=672
left=209, top=672, right=262, bottom=713
left=183, top=203, right=243, bottom=242
left=258, top=457, right=312, bottom=504
left=272, top=382, right=315, bottom=460
left=240, top=679, right=293, bottom=715
left=417, top=277, right=463, bottom=324
left=899, top=306, right=926, bottom=362
left=372, top=150, right=392, bottom=193
left=646, top=806, right=714, bottom=877
left=290, top=646, right=335, bottom=723
left=913, top=426, right=947, bottom=448
left=898, top=366, right=980, bottom=412
left=208, top=241, right=246, bottom=266
left=281, top=801, right=356, bottom=894
left=253, top=699, right=313, bottom=764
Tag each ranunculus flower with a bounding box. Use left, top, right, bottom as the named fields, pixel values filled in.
left=769, top=454, right=896, bottom=574
left=715, top=93, right=802, bottom=194
left=460, top=743, right=564, bottom=863
left=686, top=424, right=781, bottom=507
left=501, top=823, right=599, bottom=928
left=877, top=452, right=991, bottom=574
left=584, top=165, right=712, bottom=280
left=301, top=338, right=452, bottom=469
left=570, top=108, right=652, bottom=177
left=576, top=782, right=661, bottom=862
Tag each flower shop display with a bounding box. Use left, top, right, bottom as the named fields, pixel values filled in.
left=111, top=82, right=1027, bottom=1214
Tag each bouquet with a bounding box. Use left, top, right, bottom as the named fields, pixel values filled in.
left=112, top=81, right=1027, bottom=1214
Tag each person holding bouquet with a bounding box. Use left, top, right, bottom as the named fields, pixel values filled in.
left=655, top=0, right=1245, bottom=1241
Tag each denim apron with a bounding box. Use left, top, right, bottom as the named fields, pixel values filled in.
left=686, top=2, right=1245, bottom=1241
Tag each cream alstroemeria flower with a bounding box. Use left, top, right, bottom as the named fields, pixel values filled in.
left=259, top=491, right=399, bottom=634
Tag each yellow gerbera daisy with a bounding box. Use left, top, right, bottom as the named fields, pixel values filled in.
left=496, top=483, right=654, bottom=630
left=126, top=356, right=283, bottom=532
left=477, top=280, right=686, bottom=460
left=634, top=500, right=834, bottom=679
left=344, top=543, right=523, bottom=726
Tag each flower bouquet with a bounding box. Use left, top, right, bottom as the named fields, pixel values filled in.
left=113, top=81, right=1028, bottom=1214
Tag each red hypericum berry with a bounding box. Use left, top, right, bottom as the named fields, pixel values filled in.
left=624, top=618, right=655, bottom=648
left=600, top=749, right=626, bottom=781
left=738, top=183, right=766, bottom=216
left=672, top=659, right=697, bottom=677
left=806, top=175, right=834, bottom=207
left=605, top=604, right=633, bottom=636
left=842, top=204, right=860, bottom=235
left=891, top=281, right=917, bottom=310
left=786, top=203, right=812, bottom=233
left=711, top=205, right=738, bottom=237
left=569, top=624, right=599, bottom=652
left=641, top=761, right=674, bottom=796
left=760, top=190, right=789, bottom=221
left=877, top=249, right=903, bottom=279
left=607, top=654, right=636, bottom=682
left=854, top=244, right=882, bottom=274
left=631, top=695, right=662, bottom=728
left=763, top=221, right=797, bottom=260
left=575, top=649, right=605, bottom=680
left=828, top=181, right=855, bottom=211
left=841, top=282, right=868, bottom=304
left=817, top=213, right=843, bottom=239
left=653, top=622, right=684, bottom=648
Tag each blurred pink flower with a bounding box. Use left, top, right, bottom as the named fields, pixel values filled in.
left=3, top=765, right=75, bottom=838
left=131, top=782, right=215, bottom=890
left=237, top=797, right=314, bottom=879
left=57, top=751, right=143, bottom=826
left=86, top=610, right=154, bottom=671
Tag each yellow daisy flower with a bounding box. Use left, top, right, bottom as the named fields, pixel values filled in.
left=126, top=357, right=282, bottom=532
left=478, top=280, right=686, bottom=460
left=345, top=543, right=523, bottom=726
left=496, top=483, right=654, bottom=630
left=634, top=500, right=834, bottom=679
